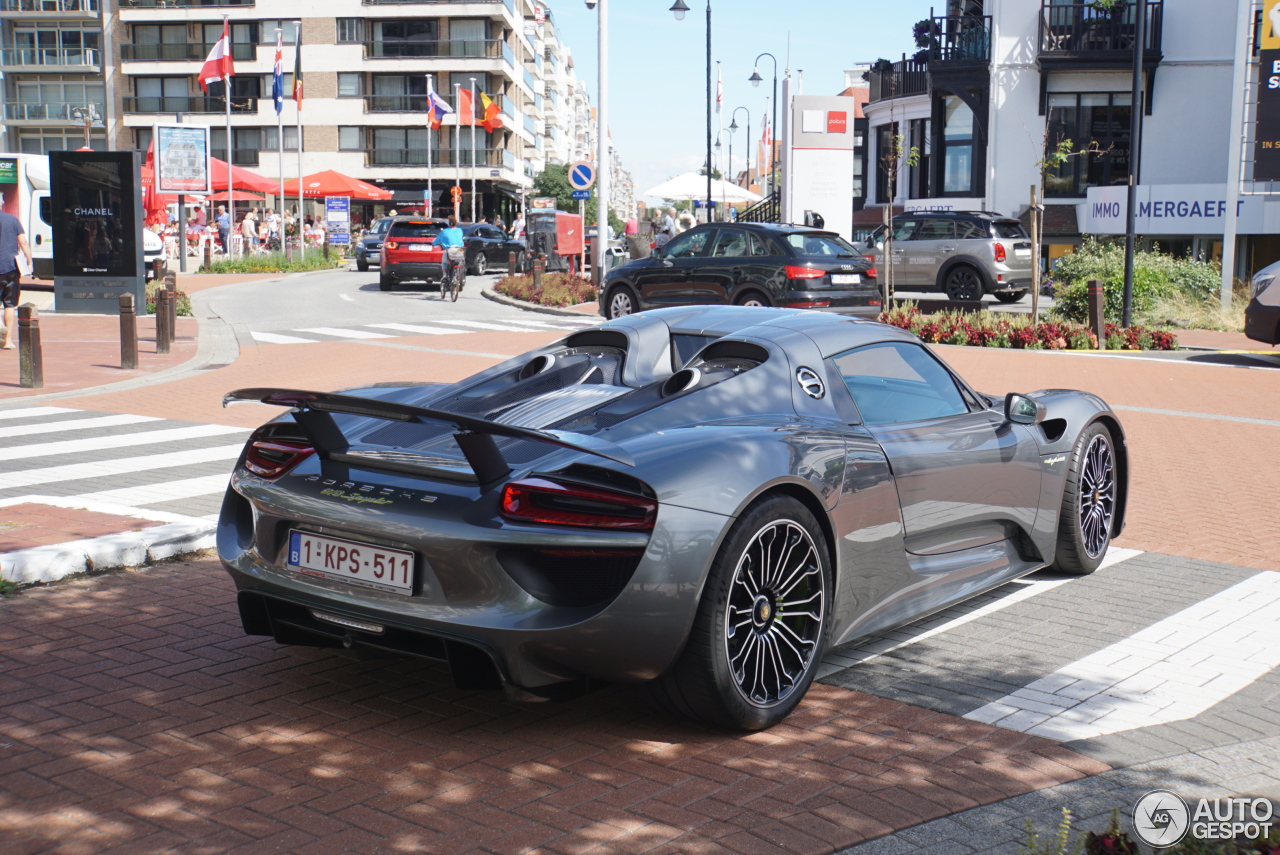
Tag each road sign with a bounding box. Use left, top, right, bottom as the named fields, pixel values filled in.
left=450, top=185, right=462, bottom=200
left=568, top=161, right=596, bottom=191
left=571, top=189, right=592, bottom=200
left=325, top=196, right=350, bottom=246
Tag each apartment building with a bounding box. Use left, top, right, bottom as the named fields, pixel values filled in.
left=864, top=0, right=1277, bottom=276
left=0, top=0, right=106, bottom=154
left=110, top=0, right=543, bottom=219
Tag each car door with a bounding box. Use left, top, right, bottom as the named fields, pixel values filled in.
left=884, top=217, right=921, bottom=287
left=904, top=218, right=955, bottom=290
left=632, top=229, right=711, bottom=308
left=701, top=228, right=753, bottom=305
left=831, top=340, right=1043, bottom=556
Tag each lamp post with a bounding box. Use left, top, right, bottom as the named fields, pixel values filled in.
left=748, top=52, right=778, bottom=196
left=730, top=106, right=749, bottom=191
left=670, top=0, right=712, bottom=220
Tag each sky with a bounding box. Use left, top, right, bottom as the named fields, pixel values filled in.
left=544, top=1, right=923, bottom=206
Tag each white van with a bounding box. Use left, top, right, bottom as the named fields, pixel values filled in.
left=0, top=153, right=53, bottom=278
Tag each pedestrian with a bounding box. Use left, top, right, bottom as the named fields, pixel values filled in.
left=494, top=214, right=505, bottom=233
left=388, top=209, right=398, bottom=217
left=510, top=211, right=525, bottom=240
left=240, top=209, right=259, bottom=253
left=662, top=207, right=676, bottom=236
left=0, top=205, right=32, bottom=350
left=653, top=227, right=672, bottom=251
left=215, top=205, right=230, bottom=254
left=624, top=217, right=638, bottom=235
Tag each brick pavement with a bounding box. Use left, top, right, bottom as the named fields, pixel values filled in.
left=0, top=557, right=1105, bottom=855
left=0, top=502, right=161, bottom=552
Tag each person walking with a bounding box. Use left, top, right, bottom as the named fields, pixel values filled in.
left=510, top=211, right=525, bottom=240
left=0, top=207, right=32, bottom=350
left=215, top=205, right=230, bottom=254
left=662, top=207, right=677, bottom=236
left=240, top=208, right=259, bottom=254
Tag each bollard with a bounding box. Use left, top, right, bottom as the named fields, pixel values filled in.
left=508, top=251, right=517, bottom=273
left=203, top=239, right=212, bottom=271
left=119, top=293, right=138, bottom=370
left=166, top=276, right=178, bottom=343
left=17, top=303, right=42, bottom=389
left=155, top=290, right=171, bottom=355
left=531, top=255, right=544, bottom=290
left=1087, top=278, right=1106, bottom=349
left=164, top=270, right=177, bottom=291
left=323, top=234, right=330, bottom=261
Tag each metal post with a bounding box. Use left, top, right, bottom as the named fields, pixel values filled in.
left=177, top=193, right=187, bottom=273
left=426, top=73, right=434, bottom=218
left=1030, top=183, right=1041, bottom=322
left=595, top=0, right=609, bottom=287
left=295, top=21, right=303, bottom=258
left=1222, top=0, right=1251, bottom=310
left=470, top=76, right=478, bottom=223
left=166, top=274, right=178, bottom=343
left=532, top=255, right=544, bottom=290
left=1088, top=278, right=1106, bottom=349
left=1121, top=0, right=1148, bottom=328
left=705, top=1, right=712, bottom=216
left=119, top=293, right=138, bottom=370
left=278, top=27, right=288, bottom=262
left=508, top=250, right=517, bottom=274
left=155, top=290, right=170, bottom=355
left=17, top=304, right=42, bottom=389
left=224, top=13, right=234, bottom=260
left=579, top=197, right=586, bottom=275
left=454, top=83, right=462, bottom=220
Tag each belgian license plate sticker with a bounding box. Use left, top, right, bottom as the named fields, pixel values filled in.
left=407, top=243, right=431, bottom=252
left=831, top=274, right=861, bottom=285
left=287, top=530, right=414, bottom=595
left=1014, top=248, right=1032, bottom=258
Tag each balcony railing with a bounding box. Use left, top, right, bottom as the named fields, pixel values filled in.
left=367, top=147, right=515, bottom=168
left=5, top=101, right=102, bottom=121
left=124, top=95, right=257, bottom=113
left=1040, top=1, right=1163, bottom=56
left=0, top=47, right=100, bottom=67
left=121, top=0, right=252, bottom=7
left=0, top=0, right=98, bottom=12
left=211, top=148, right=260, bottom=166
left=364, top=38, right=513, bottom=64
left=362, top=0, right=512, bottom=9
left=362, top=92, right=516, bottom=116
left=868, top=57, right=927, bottom=103
left=121, top=41, right=256, bottom=61
left=925, top=14, right=991, bottom=64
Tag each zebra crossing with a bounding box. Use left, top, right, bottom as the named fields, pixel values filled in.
left=248, top=315, right=600, bottom=345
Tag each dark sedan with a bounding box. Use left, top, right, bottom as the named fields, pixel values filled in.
left=1245, top=259, right=1280, bottom=346
left=355, top=217, right=393, bottom=272
left=599, top=222, right=880, bottom=321
left=461, top=223, right=526, bottom=276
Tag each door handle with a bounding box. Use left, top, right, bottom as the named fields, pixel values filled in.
left=682, top=268, right=693, bottom=277
left=941, top=245, right=956, bottom=253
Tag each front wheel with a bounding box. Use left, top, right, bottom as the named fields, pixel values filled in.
left=735, top=291, right=770, bottom=308
left=450, top=268, right=463, bottom=302
left=512, top=251, right=526, bottom=273
left=378, top=272, right=394, bottom=291
left=1051, top=422, right=1118, bottom=576
left=606, top=285, right=637, bottom=320
left=649, top=495, right=830, bottom=730
left=993, top=290, right=1027, bottom=304
left=356, top=257, right=369, bottom=273
left=471, top=252, right=487, bottom=276
left=943, top=266, right=984, bottom=302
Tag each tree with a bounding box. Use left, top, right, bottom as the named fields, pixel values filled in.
left=1030, top=136, right=1102, bottom=323
left=531, top=164, right=624, bottom=234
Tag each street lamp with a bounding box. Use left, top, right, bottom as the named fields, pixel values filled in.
left=749, top=52, right=778, bottom=197
left=586, top=0, right=610, bottom=287
left=672, top=0, right=711, bottom=220
left=730, top=106, right=750, bottom=192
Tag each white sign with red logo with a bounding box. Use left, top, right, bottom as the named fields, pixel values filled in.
left=826, top=111, right=848, bottom=135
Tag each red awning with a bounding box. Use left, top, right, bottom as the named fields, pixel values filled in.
left=282, top=169, right=393, bottom=200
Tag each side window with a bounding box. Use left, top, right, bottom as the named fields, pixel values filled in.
left=892, top=219, right=920, bottom=242
left=916, top=219, right=955, bottom=240
left=710, top=229, right=749, bottom=258
left=832, top=341, right=969, bottom=425
left=955, top=220, right=987, bottom=240
left=665, top=230, right=710, bottom=258
left=747, top=232, right=773, bottom=256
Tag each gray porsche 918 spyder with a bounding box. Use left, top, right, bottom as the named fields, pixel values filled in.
left=219, top=306, right=1127, bottom=730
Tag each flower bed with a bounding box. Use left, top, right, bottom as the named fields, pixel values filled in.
left=494, top=273, right=597, bottom=309
left=880, top=304, right=1178, bottom=351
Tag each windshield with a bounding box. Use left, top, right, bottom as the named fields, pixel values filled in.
left=992, top=220, right=1028, bottom=239
left=389, top=222, right=442, bottom=238
left=784, top=232, right=861, bottom=257
left=372, top=219, right=391, bottom=235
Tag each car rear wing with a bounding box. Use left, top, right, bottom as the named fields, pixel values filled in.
left=223, top=387, right=635, bottom=484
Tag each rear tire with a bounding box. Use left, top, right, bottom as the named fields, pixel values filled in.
left=606, top=285, right=637, bottom=320
left=1051, top=422, right=1118, bottom=576
left=942, top=265, right=984, bottom=302
left=512, top=251, right=526, bottom=273
left=735, top=291, right=770, bottom=308
left=994, top=290, right=1027, bottom=304
left=471, top=253, right=487, bottom=276
left=649, top=495, right=830, bottom=730
left=379, top=272, right=394, bottom=291
left=357, top=257, right=369, bottom=273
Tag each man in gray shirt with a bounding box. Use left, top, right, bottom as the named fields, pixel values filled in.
left=0, top=207, right=33, bottom=350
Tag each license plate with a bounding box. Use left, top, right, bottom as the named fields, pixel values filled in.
left=831, top=274, right=862, bottom=285
left=408, top=243, right=432, bottom=253
left=287, top=530, right=414, bottom=596
left=1014, top=248, right=1032, bottom=258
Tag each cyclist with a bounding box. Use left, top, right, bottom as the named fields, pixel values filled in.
left=434, top=215, right=465, bottom=298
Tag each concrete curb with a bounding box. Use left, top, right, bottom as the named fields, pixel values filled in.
left=480, top=287, right=599, bottom=318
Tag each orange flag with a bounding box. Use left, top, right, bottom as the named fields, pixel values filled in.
left=480, top=92, right=504, bottom=133
left=457, top=88, right=474, bottom=126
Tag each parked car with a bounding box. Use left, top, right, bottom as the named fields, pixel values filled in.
left=355, top=217, right=394, bottom=272
left=460, top=223, right=526, bottom=275
left=1245, top=259, right=1280, bottom=345
left=599, top=222, right=880, bottom=321
left=221, top=305, right=1127, bottom=730
left=379, top=217, right=448, bottom=291
left=859, top=211, right=1033, bottom=303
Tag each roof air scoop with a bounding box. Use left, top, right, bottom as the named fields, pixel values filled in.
left=519, top=354, right=556, bottom=380
left=661, top=367, right=702, bottom=397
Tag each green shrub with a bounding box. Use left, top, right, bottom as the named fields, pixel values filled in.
left=495, top=273, right=597, bottom=308
left=144, top=280, right=192, bottom=316
left=200, top=249, right=342, bottom=274
left=1051, top=239, right=1220, bottom=324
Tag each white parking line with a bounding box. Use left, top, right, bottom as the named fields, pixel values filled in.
left=0, top=445, right=244, bottom=490
left=76, top=473, right=232, bottom=506
left=0, top=424, right=247, bottom=462
left=425, top=320, right=544, bottom=332
left=0, top=413, right=159, bottom=439
left=0, top=407, right=79, bottom=421
left=366, top=323, right=468, bottom=336
left=295, top=327, right=394, bottom=340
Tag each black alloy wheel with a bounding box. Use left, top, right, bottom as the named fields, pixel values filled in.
left=735, top=291, right=770, bottom=308
left=607, top=285, right=637, bottom=320
left=943, top=266, right=984, bottom=302
left=1051, top=422, right=1117, bottom=575
left=356, top=256, right=369, bottom=273
left=993, top=290, right=1027, bottom=304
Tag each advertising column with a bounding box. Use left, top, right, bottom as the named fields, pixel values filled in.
left=50, top=151, right=145, bottom=314
left=786, top=94, right=858, bottom=240
left=1255, top=0, right=1280, bottom=181
left=325, top=197, right=350, bottom=247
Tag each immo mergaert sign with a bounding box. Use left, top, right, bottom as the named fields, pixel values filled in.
left=1079, top=184, right=1268, bottom=235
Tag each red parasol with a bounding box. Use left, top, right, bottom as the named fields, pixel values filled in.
left=208, top=157, right=280, bottom=194
left=282, top=169, right=393, bottom=200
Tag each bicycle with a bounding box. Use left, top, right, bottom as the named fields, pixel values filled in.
left=443, top=247, right=466, bottom=302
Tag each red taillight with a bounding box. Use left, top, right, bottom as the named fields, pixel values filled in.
left=866, top=267, right=878, bottom=279
left=244, top=439, right=314, bottom=479
left=993, top=242, right=1006, bottom=263
left=501, top=478, right=657, bottom=532
left=385, top=240, right=398, bottom=250
left=784, top=265, right=827, bottom=280
left=784, top=300, right=831, bottom=308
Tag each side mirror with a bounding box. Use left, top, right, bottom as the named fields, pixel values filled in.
left=1005, top=392, right=1046, bottom=426
left=661, top=257, right=674, bottom=267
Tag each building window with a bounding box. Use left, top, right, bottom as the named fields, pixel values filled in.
left=211, top=128, right=262, bottom=166
left=19, top=131, right=103, bottom=154
left=338, top=73, right=363, bottom=97
left=135, top=128, right=152, bottom=151
left=259, top=21, right=299, bottom=44
left=338, top=127, right=362, bottom=151
left=263, top=126, right=301, bottom=151
left=1045, top=92, right=1131, bottom=197
left=134, top=76, right=188, bottom=111
left=369, top=19, right=438, bottom=56
left=908, top=118, right=930, bottom=199
left=337, top=19, right=364, bottom=44
left=941, top=96, right=974, bottom=195
left=201, top=21, right=256, bottom=46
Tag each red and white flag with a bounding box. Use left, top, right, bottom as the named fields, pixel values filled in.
left=199, top=20, right=235, bottom=92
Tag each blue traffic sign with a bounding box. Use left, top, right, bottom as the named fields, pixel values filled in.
left=571, top=189, right=592, bottom=200
left=568, top=160, right=596, bottom=191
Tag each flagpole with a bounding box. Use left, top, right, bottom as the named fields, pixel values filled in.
left=425, top=73, right=433, bottom=218
left=223, top=13, right=233, bottom=257
left=469, top=76, right=477, bottom=223
left=275, top=26, right=286, bottom=259
left=294, top=20, right=302, bottom=252
left=454, top=83, right=461, bottom=220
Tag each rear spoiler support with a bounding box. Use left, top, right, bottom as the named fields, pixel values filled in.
left=224, top=387, right=635, bottom=484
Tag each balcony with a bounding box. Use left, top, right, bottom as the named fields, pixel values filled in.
left=121, top=0, right=252, bottom=7
left=0, top=46, right=100, bottom=68
left=362, top=0, right=513, bottom=10
left=362, top=92, right=515, bottom=115
left=367, top=147, right=516, bottom=168
left=5, top=101, right=102, bottom=122
left=1039, top=1, right=1163, bottom=63
left=123, top=95, right=257, bottom=113
left=121, top=41, right=256, bottom=62
left=363, top=38, right=514, bottom=65
left=0, top=0, right=98, bottom=14
left=926, top=14, right=991, bottom=65
left=868, top=57, right=927, bottom=103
